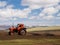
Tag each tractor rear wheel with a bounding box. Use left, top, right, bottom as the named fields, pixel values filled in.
left=18, top=30, right=26, bottom=35
left=20, top=30, right=26, bottom=35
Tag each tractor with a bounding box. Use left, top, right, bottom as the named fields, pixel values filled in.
left=8, top=24, right=27, bottom=35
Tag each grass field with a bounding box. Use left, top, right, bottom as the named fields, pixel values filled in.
left=0, top=26, right=60, bottom=45
left=0, top=38, right=60, bottom=45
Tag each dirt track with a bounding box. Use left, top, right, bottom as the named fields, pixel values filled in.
left=0, top=30, right=60, bottom=40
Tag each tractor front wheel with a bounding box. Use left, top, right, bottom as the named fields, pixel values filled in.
left=8, top=31, right=14, bottom=35
left=8, top=31, right=11, bottom=35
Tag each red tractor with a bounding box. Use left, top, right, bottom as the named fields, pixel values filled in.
left=8, top=24, right=27, bottom=35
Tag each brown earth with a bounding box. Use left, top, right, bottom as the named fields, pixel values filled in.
left=0, top=30, right=60, bottom=40
left=0, top=30, right=60, bottom=45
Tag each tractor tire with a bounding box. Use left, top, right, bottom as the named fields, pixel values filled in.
left=8, top=32, right=11, bottom=35
left=18, top=28, right=27, bottom=35
left=8, top=31, right=14, bottom=35
left=20, top=30, right=26, bottom=35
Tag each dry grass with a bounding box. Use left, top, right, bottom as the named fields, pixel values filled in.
left=27, top=26, right=60, bottom=32
left=0, top=39, right=60, bottom=45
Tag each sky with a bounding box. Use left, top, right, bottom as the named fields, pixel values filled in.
left=0, top=0, right=60, bottom=26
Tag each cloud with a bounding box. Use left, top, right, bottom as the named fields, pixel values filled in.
left=0, top=1, right=7, bottom=7
left=0, top=9, right=29, bottom=20
left=56, top=5, right=60, bottom=10
left=42, top=7, right=58, bottom=15
left=42, top=15, right=54, bottom=20
left=38, top=7, right=58, bottom=20
left=0, top=1, right=31, bottom=19
left=21, top=0, right=60, bottom=21
left=18, top=20, right=55, bottom=26
left=0, top=0, right=60, bottom=26
left=6, top=5, right=14, bottom=9
left=56, top=13, right=60, bottom=19
left=57, top=13, right=60, bottom=16
left=0, top=8, right=31, bottom=20
left=0, top=1, right=32, bottom=23
left=29, top=16, right=36, bottom=19
left=0, top=0, right=59, bottom=21
left=28, top=6, right=59, bottom=20
left=0, top=17, right=8, bottom=21
left=21, top=0, right=59, bottom=9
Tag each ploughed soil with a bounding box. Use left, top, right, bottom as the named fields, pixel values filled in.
left=0, top=30, right=60, bottom=45
left=0, top=30, right=60, bottom=40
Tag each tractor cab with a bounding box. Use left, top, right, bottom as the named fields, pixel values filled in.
left=17, top=24, right=24, bottom=28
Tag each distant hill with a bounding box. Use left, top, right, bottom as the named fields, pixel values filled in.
left=0, top=25, right=10, bottom=30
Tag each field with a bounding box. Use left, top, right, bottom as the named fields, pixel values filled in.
left=0, top=26, right=60, bottom=45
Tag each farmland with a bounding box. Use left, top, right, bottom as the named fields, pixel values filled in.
left=0, top=26, right=60, bottom=45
